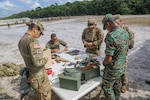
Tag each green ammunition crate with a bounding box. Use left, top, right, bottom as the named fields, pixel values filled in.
left=82, top=66, right=100, bottom=80
left=59, top=73, right=81, bottom=91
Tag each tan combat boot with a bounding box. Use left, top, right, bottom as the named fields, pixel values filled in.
left=121, top=85, right=127, bottom=93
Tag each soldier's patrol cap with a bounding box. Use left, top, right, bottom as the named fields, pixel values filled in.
left=102, top=13, right=115, bottom=30
left=34, top=21, right=45, bottom=35
left=114, top=14, right=121, bottom=20
left=88, top=19, right=96, bottom=27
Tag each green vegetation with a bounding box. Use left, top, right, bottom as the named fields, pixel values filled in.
left=1, top=0, right=150, bottom=19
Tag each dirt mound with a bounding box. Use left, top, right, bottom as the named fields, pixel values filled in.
left=0, top=63, right=24, bottom=77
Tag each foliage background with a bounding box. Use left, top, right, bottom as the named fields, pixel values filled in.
left=1, top=0, right=150, bottom=19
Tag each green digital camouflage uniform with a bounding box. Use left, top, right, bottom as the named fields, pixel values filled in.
left=18, top=33, right=51, bottom=100
left=45, top=39, right=67, bottom=50
left=121, top=25, right=134, bottom=87
left=102, top=26, right=129, bottom=100
left=82, top=27, right=104, bottom=55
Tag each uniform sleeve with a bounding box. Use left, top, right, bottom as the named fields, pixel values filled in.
left=28, top=41, right=47, bottom=67
left=45, top=41, right=51, bottom=49
left=59, top=39, right=68, bottom=47
left=105, top=34, right=116, bottom=56
left=93, top=28, right=104, bottom=47
left=82, top=28, right=86, bottom=43
left=124, top=26, right=135, bottom=49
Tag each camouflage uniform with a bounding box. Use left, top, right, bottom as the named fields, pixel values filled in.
left=102, top=27, right=129, bottom=100
left=45, top=39, right=67, bottom=50
left=82, top=26, right=104, bottom=55
left=114, top=14, right=135, bottom=92
left=18, top=33, right=51, bottom=100
left=121, top=25, right=134, bottom=90
left=46, top=39, right=68, bottom=58
left=122, top=25, right=134, bottom=49
left=102, top=26, right=129, bottom=100
left=114, top=14, right=134, bottom=49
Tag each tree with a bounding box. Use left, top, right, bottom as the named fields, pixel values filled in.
left=2, top=0, right=149, bottom=19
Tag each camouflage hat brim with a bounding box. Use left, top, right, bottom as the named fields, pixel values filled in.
left=114, top=14, right=121, bottom=20
left=34, top=21, right=44, bottom=35
left=88, top=23, right=95, bottom=27
left=103, top=24, right=106, bottom=30
left=40, top=30, right=44, bottom=35
left=102, top=13, right=115, bottom=30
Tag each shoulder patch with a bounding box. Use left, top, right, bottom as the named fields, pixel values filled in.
left=34, top=44, right=40, bottom=48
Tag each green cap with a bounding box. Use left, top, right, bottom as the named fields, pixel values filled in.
left=102, top=13, right=114, bottom=30
left=34, top=21, right=45, bottom=35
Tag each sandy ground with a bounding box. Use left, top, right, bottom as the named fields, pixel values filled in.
left=0, top=15, right=150, bottom=100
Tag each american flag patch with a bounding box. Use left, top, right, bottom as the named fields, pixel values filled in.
left=34, top=44, right=40, bottom=48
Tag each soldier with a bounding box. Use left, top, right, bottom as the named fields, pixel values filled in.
left=7, top=23, right=10, bottom=28
left=114, top=14, right=134, bottom=49
left=114, top=14, right=135, bottom=93
left=45, top=33, right=68, bottom=53
left=102, top=14, right=129, bottom=100
left=82, top=19, right=104, bottom=55
left=18, top=21, right=51, bottom=100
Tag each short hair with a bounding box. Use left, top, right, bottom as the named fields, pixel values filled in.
left=51, top=33, right=56, bottom=37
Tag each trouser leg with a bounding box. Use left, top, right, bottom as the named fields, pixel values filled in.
left=29, top=73, right=51, bottom=100
left=121, top=71, right=128, bottom=86
left=114, top=78, right=121, bottom=100
left=102, top=73, right=116, bottom=100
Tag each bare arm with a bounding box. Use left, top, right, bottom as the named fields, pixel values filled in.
left=51, top=48, right=60, bottom=53
left=103, top=55, right=112, bottom=66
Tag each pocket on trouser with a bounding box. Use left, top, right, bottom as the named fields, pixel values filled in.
left=86, top=48, right=99, bottom=55
left=102, top=72, right=116, bottom=100
left=38, top=76, right=51, bottom=100
left=95, top=50, right=100, bottom=56
left=28, top=77, right=39, bottom=91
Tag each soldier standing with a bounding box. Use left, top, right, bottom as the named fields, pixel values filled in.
left=102, top=14, right=129, bottom=100
left=114, top=14, right=135, bottom=93
left=114, top=14, right=134, bottom=49
left=7, top=23, right=10, bottom=28
left=45, top=33, right=68, bottom=53
left=82, top=19, right=104, bottom=55
left=18, top=21, right=51, bottom=100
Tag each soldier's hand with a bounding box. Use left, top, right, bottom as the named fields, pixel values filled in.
left=87, top=42, right=93, bottom=47
left=55, top=49, right=60, bottom=52
left=83, top=41, right=88, bottom=46
left=63, top=47, right=68, bottom=51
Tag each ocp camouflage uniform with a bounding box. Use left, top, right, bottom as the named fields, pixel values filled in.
left=102, top=26, right=129, bottom=100
left=18, top=33, right=51, bottom=100
left=45, top=39, right=67, bottom=50
left=121, top=25, right=134, bottom=88
left=46, top=39, right=68, bottom=58
left=122, top=25, right=134, bottom=49
left=82, top=27, right=104, bottom=55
